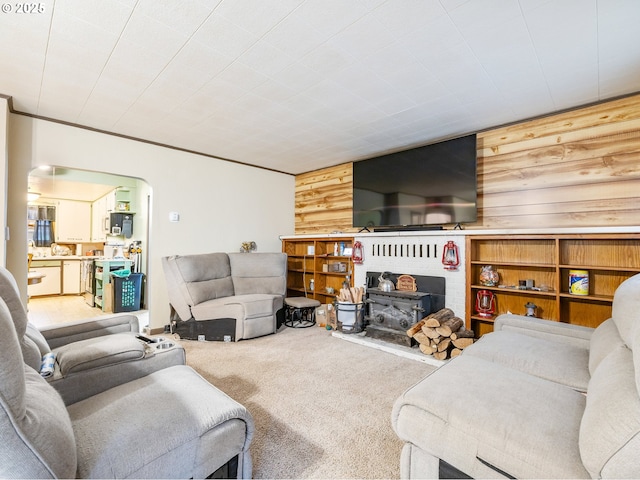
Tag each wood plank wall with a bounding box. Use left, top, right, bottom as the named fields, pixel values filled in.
left=295, top=163, right=354, bottom=234
left=295, top=93, right=640, bottom=234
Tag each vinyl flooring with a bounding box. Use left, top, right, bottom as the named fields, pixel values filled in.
left=27, top=294, right=148, bottom=330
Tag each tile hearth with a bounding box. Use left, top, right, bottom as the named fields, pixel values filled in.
left=331, top=330, right=446, bottom=368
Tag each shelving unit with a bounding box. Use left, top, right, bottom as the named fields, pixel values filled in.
left=282, top=236, right=354, bottom=304
left=465, top=234, right=640, bottom=337
left=94, top=259, right=133, bottom=311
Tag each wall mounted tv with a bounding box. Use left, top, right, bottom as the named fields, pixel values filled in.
left=353, top=134, right=477, bottom=231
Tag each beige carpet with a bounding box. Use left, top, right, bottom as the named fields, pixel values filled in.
left=180, top=325, right=436, bottom=479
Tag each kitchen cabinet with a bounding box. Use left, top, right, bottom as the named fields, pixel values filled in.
left=114, top=188, right=134, bottom=212
left=91, top=188, right=135, bottom=241
left=106, top=190, right=116, bottom=213
left=27, top=261, right=61, bottom=296
left=62, top=260, right=81, bottom=294
left=56, top=200, right=91, bottom=242
left=91, top=194, right=109, bottom=242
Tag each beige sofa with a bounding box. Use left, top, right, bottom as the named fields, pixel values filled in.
left=162, top=252, right=287, bottom=341
left=392, top=273, right=640, bottom=479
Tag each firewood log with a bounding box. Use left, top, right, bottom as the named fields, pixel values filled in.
left=424, top=308, right=455, bottom=327
left=450, top=328, right=475, bottom=340
left=419, top=343, right=436, bottom=355
left=433, top=351, right=448, bottom=361
left=413, top=331, right=429, bottom=345
left=424, top=317, right=441, bottom=328
left=452, top=337, right=475, bottom=349
left=406, top=319, right=426, bottom=337
left=435, top=317, right=464, bottom=337
left=421, top=326, right=441, bottom=339
left=437, top=338, right=451, bottom=352
left=450, top=348, right=463, bottom=358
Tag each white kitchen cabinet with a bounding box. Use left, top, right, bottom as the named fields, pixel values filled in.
left=56, top=200, right=91, bottom=242
left=91, top=194, right=109, bottom=242
left=62, top=260, right=81, bottom=294
left=105, top=190, right=116, bottom=213
left=28, top=264, right=61, bottom=296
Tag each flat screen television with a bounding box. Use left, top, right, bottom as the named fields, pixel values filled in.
left=353, top=134, right=477, bottom=230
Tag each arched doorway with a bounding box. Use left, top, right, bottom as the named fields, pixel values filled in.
left=27, top=166, right=151, bottom=328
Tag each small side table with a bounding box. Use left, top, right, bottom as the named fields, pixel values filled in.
left=284, top=297, right=321, bottom=328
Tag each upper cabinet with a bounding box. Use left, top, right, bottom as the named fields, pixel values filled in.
left=114, top=188, right=134, bottom=213
left=91, top=195, right=108, bottom=242
left=91, top=187, right=136, bottom=242
left=56, top=200, right=91, bottom=242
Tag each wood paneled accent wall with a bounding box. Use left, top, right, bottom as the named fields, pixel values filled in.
left=295, top=93, right=640, bottom=234
left=295, top=163, right=354, bottom=234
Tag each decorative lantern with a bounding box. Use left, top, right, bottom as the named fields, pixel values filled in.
left=352, top=241, right=364, bottom=264
left=475, top=290, right=496, bottom=318
left=524, top=302, right=537, bottom=317
left=441, top=240, right=459, bottom=270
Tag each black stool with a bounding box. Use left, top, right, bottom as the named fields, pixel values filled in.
left=284, top=297, right=321, bottom=328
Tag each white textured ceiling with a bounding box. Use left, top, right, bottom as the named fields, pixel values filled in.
left=3, top=0, right=640, bottom=175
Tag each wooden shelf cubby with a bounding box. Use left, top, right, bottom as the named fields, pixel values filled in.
left=466, top=234, right=640, bottom=337
left=282, top=236, right=354, bottom=304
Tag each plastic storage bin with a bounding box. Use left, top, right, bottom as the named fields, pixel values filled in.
left=111, top=272, right=143, bottom=312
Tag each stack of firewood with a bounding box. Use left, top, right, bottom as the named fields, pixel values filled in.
left=406, top=308, right=475, bottom=360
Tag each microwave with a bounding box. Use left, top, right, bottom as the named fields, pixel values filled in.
left=109, top=213, right=134, bottom=238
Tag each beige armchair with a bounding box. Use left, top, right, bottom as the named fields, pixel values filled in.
left=0, top=266, right=184, bottom=405
left=0, top=292, right=254, bottom=478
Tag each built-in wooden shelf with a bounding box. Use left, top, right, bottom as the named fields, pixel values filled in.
left=282, top=236, right=354, bottom=304
left=466, top=233, right=640, bottom=337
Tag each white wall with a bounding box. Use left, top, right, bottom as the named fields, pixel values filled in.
left=7, top=114, right=295, bottom=329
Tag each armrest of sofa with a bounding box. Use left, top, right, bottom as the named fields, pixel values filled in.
left=494, top=314, right=593, bottom=348
left=55, top=333, right=145, bottom=376
left=39, top=314, right=139, bottom=349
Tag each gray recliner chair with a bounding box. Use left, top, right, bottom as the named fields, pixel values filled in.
left=0, top=266, right=185, bottom=405
left=0, top=293, right=255, bottom=478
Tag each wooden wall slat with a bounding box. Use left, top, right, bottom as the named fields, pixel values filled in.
left=480, top=95, right=640, bottom=148
left=479, top=151, right=640, bottom=194
left=295, top=93, right=640, bottom=234
left=480, top=179, right=640, bottom=208
left=476, top=210, right=640, bottom=229
left=481, top=130, right=640, bottom=173
left=479, top=118, right=640, bottom=158
left=481, top=197, right=640, bottom=218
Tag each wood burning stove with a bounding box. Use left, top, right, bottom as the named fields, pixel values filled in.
left=364, top=272, right=446, bottom=346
